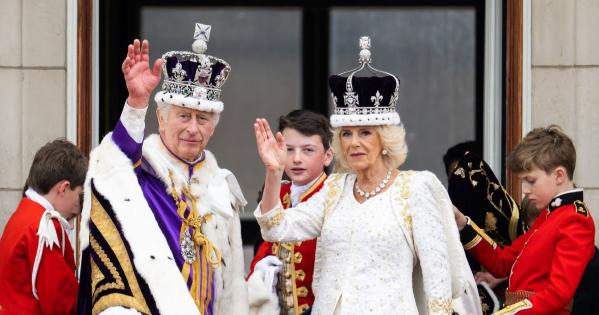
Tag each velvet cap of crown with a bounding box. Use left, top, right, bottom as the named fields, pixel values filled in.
left=328, top=36, right=401, bottom=127
left=154, top=23, right=230, bottom=113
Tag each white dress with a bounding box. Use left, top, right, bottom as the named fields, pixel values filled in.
left=255, top=171, right=461, bottom=315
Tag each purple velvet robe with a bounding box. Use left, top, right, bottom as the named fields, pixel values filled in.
left=112, top=119, right=214, bottom=314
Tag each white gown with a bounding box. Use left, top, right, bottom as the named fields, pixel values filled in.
left=255, top=171, right=477, bottom=315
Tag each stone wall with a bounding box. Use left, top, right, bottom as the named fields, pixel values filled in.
left=531, top=0, right=599, bottom=244
left=0, top=0, right=67, bottom=230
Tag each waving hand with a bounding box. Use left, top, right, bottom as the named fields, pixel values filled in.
left=121, top=39, right=163, bottom=108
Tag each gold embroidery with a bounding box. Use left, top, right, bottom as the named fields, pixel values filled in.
left=463, top=235, right=482, bottom=251
left=262, top=208, right=285, bottom=229
left=493, top=299, right=532, bottom=315
left=574, top=200, right=589, bottom=216
left=428, top=297, right=452, bottom=313
left=485, top=211, right=498, bottom=232
left=470, top=220, right=497, bottom=249
left=393, top=171, right=414, bottom=243
left=322, top=173, right=345, bottom=222
left=294, top=252, right=303, bottom=264
left=297, top=286, right=309, bottom=297
left=296, top=269, right=306, bottom=282
left=299, top=173, right=327, bottom=202
left=90, top=194, right=151, bottom=315
left=454, top=167, right=465, bottom=178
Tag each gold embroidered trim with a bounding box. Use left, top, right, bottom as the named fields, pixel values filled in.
left=295, top=269, right=306, bottom=282
left=261, top=207, right=285, bottom=229
left=428, top=297, right=452, bottom=314
left=299, top=172, right=327, bottom=202
left=463, top=235, right=482, bottom=250
left=90, top=194, right=151, bottom=315
left=470, top=219, right=497, bottom=249
left=393, top=171, right=414, bottom=243
left=493, top=299, right=532, bottom=315
left=297, top=286, right=308, bottom=298
left=323, top=174, right=343, bottom=222
left=294, top=252, right=303, bottom=264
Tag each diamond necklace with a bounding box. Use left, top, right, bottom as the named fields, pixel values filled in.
left=355, top=169, right=393, bottom=199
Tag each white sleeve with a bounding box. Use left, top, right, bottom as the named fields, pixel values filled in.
left=411, top=172, right=453, bottom=315
left=120, top=101, right=148, bottom=143
left=253, top=178, right=332, bottom=243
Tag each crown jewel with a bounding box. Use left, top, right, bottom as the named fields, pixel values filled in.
left=328, top=36, right=401, bottom=127
left=155, top=23, right=230, bottom=113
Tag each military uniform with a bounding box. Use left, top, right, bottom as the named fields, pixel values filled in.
left=449, top=153, right=527, bottom=314
left=460, top=189, right=595, bottom=314
left=249, top=173, right=326, bottom=315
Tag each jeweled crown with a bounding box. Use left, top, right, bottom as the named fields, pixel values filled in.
left=329, top=36, right=401, bottom=127
left=154, top=23, right=231, bottom=113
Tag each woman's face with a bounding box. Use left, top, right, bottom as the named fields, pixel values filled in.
left=338, top=126, right=385, bottom=172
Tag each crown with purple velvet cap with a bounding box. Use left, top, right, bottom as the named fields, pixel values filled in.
left=329, top=36, right=401, bottom=127
left=154, top=23, right=231, bottom=113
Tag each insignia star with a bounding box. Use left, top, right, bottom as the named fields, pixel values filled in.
left=551, top=197, right=562, bottom=208
left=194, top=23, right=211, bottom=42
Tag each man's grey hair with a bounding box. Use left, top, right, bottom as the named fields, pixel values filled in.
left=156, top=102, right=220, bottom=126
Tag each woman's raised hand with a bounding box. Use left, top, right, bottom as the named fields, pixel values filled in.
left=254, top=118, right=286, bottom=174
left=121, top=39, right=163, bottom=108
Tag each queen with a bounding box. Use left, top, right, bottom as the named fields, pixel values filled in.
left=254, top=37, right=480, bottom=315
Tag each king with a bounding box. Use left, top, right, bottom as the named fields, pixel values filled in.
left=77, top=23, right=249, bottom=314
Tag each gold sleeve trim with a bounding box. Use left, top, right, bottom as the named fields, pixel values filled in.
left=493, top=299, right=532, bottom=315
left=463, top=235, right=482, bottom=250
left=258, top=205, right=285, bottom=229
left=470, top=220, right=497, bottom=249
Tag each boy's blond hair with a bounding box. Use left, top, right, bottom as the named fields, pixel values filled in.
left=507, top=125, right=576, bottom=179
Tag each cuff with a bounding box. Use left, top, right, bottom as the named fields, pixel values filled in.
left=254, top=202, right=285, bottom=229
left=460, top=217, right=497, bottom=250
left=121, top=101, right=148, bottom=143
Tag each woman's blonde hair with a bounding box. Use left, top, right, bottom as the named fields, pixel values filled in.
left=332, top=124, right=408, bottom=173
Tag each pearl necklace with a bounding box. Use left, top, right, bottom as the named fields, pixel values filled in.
left=355, top=169, right=393, bottom=199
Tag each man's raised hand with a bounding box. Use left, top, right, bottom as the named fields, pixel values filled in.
left=122, top=39, right=162, bottom=108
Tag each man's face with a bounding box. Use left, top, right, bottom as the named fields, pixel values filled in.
left=519, top=167, right=559, bottom=211
left=158, top=106, right=216, bottom=161
left=282, top=128, right=333, bottom=186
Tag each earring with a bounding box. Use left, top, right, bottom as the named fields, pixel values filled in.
left=382, top=149, right=388, bottom=155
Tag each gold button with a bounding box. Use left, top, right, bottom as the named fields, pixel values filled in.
left=296, top=269, right=306, bottom=281
left=284, top=271, right=291, bottom=279
left=294, top=252, right=303, bottom=264
left=298, top=304, right=310, bottom=313
left=297, top=286, right=309, bottom=297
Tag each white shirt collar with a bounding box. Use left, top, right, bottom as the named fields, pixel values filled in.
left=290, top=173, right=324, bottom=207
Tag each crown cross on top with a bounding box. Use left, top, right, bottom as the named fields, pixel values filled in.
left=194, top=23, right=211, bottom=42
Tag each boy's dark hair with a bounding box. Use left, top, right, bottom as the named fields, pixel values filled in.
left=507, top=125, right=576, bottom=179
left=25, top=138, right=88, bottom=194
left=443, top=141, right=482, bottom=172
left=278, top=109, right=333, bottom=150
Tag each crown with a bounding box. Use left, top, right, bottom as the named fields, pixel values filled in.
left=329, top=36, right=401, bottom=127
left=154, top=23, right=231, bottom=113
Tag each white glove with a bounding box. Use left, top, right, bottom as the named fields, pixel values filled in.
left=254, top=255, right=282, bottom=294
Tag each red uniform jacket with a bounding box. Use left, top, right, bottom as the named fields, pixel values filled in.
left=0, top=198, right=78, bottom=315
left=250, top=173, right=326, bottom=314
left=461, top=189, right=595, bottom=315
